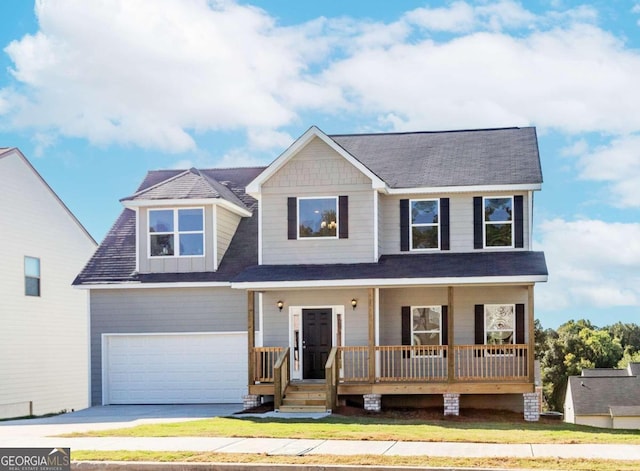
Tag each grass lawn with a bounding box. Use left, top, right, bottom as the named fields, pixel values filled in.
left=64, top=410, right=640, bottom=444
left=71, top=451, right=640, bottom=471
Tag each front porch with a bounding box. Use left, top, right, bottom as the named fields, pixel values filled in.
left=245, top=286, right=538, bottom=419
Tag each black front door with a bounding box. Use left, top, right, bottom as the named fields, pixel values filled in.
left=302, top=309, right=332, bottom=379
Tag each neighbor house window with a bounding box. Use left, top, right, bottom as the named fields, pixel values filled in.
left=410, top=199, right=439, bottom=250
left=25, top=256, right=40, bottom=297
left=412, top=306, right=442, bottom=356
left=298, top=197, right=338, bottom=238
left=149, top=208, right=204, bottom=257
left=484, top=197, right=513, bottom=247
left=485, top=304, right=515, bottom=346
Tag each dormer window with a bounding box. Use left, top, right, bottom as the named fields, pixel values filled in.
left=149, top=208, right=204, bottom=257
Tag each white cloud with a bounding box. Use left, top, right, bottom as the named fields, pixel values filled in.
left=535, top=218, right=640, bottom=311
left=1, top=0, right=333, bottom=152
left=247, top=128, right=293, bottom=150
left=575, top=135, right=640, bottom=208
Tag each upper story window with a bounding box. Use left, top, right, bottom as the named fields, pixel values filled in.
left=485, top=304, right=515, bottom=346
left=410, top=199, right=439, bottom=250
left=149, top=208, right=204, bottom=257
left=484, top=197, right=513, bottom=248
left=25, top=256, right=41, bottom=297
left=298, top=197, right=338, bottom=238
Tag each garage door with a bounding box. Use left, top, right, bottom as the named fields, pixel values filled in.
left=103, top=332, right=247, bottom=404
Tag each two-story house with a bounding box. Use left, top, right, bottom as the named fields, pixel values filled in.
left=74, top=126, right=547, bottom=420
left=1, top=147, right=97, bottom=419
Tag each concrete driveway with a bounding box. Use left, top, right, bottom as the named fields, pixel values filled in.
left=0, top=404, right=242, bottom=440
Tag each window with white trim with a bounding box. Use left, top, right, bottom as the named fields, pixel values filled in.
left=485, top=304, right=515, bottom=345
left=25, top=256, right=40, bottom=297
left=410, top=199, right=439, bottom=250
left=412, top=306, right=442, bottom=356
left=484, top=197, right=513, bottom=247
left=149, top=208, right=204, bottom=257
left=298, top=197, right=338, bottom=238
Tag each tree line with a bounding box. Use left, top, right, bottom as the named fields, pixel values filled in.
left=535, top=320, right=640, bottom=411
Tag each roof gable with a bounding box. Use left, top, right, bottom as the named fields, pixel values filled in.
left=246, top=126, right=386, bottom=196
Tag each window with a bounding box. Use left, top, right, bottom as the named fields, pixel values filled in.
left=485, top=304, right=515, bottom=347
left=25, top=256, right=40, bottom=297
left=410, top=199, right=439, bottom=250
left=484, top=197, right=513, bottom=247
left=149, top=208, right=204, bottom=257
left=412, top=306, right=442, bottom=356
left=298, top=197, right=338, bottom=238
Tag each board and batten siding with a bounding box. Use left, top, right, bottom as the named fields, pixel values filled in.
left=216, top=206, right=241, bottom=266
left=261, top=137, right=376, bottom=264
left=379, top=285, right=530, bottom=346
left=138, top=205, right=215, bottom=273
left=380, top=192, right=531, bottom=255
left=89, top=287, right=247, bottom=405
left=0, top=150, right=96, bottom=418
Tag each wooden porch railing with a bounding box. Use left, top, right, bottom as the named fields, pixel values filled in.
left=251, top=347, right=284, bottom=383
left=334, top=345, right=527, bottom=383
left=454, top=344, right=528, bottom=381
left=273, top=347, right=290, bottom=410
left=325, top=347, right=340, bottom=412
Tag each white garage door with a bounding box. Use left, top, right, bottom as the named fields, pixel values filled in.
left=103, top=332, right=247, bottom=404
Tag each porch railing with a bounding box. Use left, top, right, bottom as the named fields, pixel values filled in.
left=335, top=345, right=527, bottom=383
left=273, top=347, right=290, bottom=410
left=251, top=347, right=284, bottom=383
left=454, top=344, right=528, bottom=381
left=325, top=347, right=340, bottom=411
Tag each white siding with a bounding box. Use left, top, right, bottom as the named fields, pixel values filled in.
left=380, top=192, right=531, bottom=255
left=0, top=150, right=96, bottom=418
left=261, top=137, right=376, bottom=264
left=216, top=206, right=241, bottom=265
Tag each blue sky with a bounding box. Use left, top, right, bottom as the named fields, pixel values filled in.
left=1, top=0, right=639, bottom=329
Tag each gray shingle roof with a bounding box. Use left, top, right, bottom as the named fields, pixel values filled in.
left=122, top=167, right=248, bottom=210
left=74, top=167, right=264, bottom=285
left=610, top=406, right=640, bottom=417
left=233, top=251, right=547, bottom=284
left=330, top=127, right=542, bottom=188
left=568, top=375, right=640, bottom=416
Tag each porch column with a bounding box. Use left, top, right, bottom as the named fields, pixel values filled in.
left=247, top=290, right=255, bottom=387
left=447, top=286, right=455, bottom=383
left=368, top=288, right=375, bottom=384
left=528, top=285, right=535, bottom=384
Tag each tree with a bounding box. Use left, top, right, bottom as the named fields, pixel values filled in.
left=607, top=322, right=640, bottom=355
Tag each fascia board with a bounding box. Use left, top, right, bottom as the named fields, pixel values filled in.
left=231, top=275, right=548, bottom=290
left=386, top=183, right=542, bottom=195
left=121, top=198, right=252, bottom=217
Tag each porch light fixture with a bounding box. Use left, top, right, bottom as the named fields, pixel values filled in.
left=277, top=300, right=284, bottom=311
left=351, top=298, right=357, bottom=310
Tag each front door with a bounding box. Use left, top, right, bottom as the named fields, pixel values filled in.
left=302, top=308, right=332, bottom=379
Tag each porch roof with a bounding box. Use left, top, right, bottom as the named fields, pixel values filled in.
left=232, top=251, right=548, bottom=288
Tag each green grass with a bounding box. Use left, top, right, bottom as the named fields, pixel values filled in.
left=64, top=414, right=640, bottom=444
left=71, top=450, right=640, bottom=471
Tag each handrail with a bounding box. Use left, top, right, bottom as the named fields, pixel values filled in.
left=251, top=347, right=284, bottom=383
left=325, top=347, right=339, bottom=412
left=273, top=347, right=290, bottom=410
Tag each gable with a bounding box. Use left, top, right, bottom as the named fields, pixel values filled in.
left=263, top=136, right=372, bottom=189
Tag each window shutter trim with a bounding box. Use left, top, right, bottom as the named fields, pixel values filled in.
left=514, top=195, right=524, bottom=248
left=473, top=197, right=483, bottom=249
left=474, top=304, right=484, bottom=357
left=441, top=306, right=449, bottom=346
left=515, top=304, right=525, bottom=344
left=287, top=197, right=297, bottom=240
left=440, top=198, right=450, bottom=250
left=400, top=199, right=409, bottom=251
left=401, top=306, right=411, bottom=359
left=339, top=195, right=349, bottom=239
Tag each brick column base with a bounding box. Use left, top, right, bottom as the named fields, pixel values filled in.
left=523, top=392, right=540, bottom=421
left=243, top=394, right=261, bottom=410
left=363, top=394, right=382, bottom=412
left=443, top=393, right=460, bottom=416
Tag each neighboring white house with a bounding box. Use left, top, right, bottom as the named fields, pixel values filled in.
left=0, top=147, right=97, bottom=419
